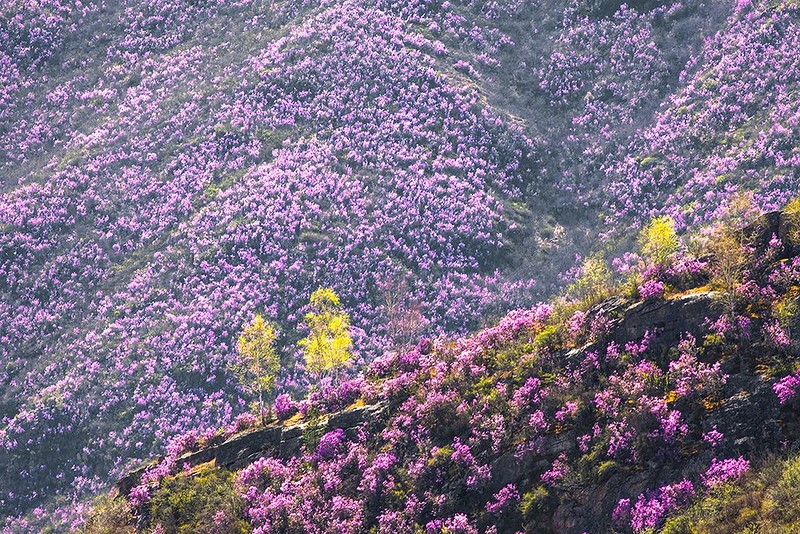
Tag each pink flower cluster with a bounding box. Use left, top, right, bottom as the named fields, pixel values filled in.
left=701, top=456, right=750, bottom=489
left=773, top=372, right=800, bottom=405
left=614, top=479, right=695, bottom=533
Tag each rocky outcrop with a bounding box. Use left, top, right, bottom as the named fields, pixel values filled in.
left=117, top=401, right=388, bottom=496
left=706, top=374, right=783, bottom=456
left=611, top=291, right=720, bottom=351
left=745, top=210, right=800, bottom=261
left=117, top=291, right=725, bottom=500
left=549, top=373, right=787, bottom=533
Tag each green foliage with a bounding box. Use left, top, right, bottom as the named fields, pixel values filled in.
left=83, top=495, right=135, bottom=534
left=595, top=460, right=620, bottom=481
left=302, top=418, right=327, bottom=451
left=764, top=454, right=800, bottom=527
left=785, top=196, right=800, bottom=244
left=640, top=215, right=679, bottom=269
left=639, top=215, right=680, bottom=268
left=146, top=466, right=248, bottom=534
left=235, top=314, right=280, bottom=424
left=298, top=288, right=353, bottom=379
left=703, top=332, right=724, bottom=348
left=662, top=454, right=800, bottom=534
left=707, top=226, right=750, bottom=318
left=534, top=324, right=561, bottom=351
left=427, top=446, right=454, bottom=468
left=774, top=296, right=799, bottom=326
left=566, top=255, right=614, bottom=306
left=519, top=485, right=551, bottom=522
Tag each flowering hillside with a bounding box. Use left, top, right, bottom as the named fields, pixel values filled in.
left=92, top=207, right=800, bottom=533
left=1, top=0, right=800, bottom=531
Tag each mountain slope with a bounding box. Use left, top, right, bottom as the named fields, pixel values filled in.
left=97, top=209, right=800, bottom=533
left=2, top=0, right=800, bottom=530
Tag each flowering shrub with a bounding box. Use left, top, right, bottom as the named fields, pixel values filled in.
left=91, top=207, right=800, bottom=533
left=702, top=427, right=725, bottom=450
left=274, top=394, right=298, bottom=421
left=773, top=372, right=800, bottom=405
left=314, top=429, right=346, bottom=461
left=541, top=453, right=571, bottom=488
left=701, top=457, right=750, bottom=489
left=764, top=320, right=792, bottom=350
left=485, top=483, right=519, bottom=514
left=668, top=335, right=727, bottom=399
left=638, top=279, right=665, bottom=300
left=614, top=479, right=695, bottom=533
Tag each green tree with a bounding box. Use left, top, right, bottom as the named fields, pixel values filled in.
left=708, top=227, right=749, bottom=320
left=235, top=314, right=280, bottom=425
left=298, top=288, right=353, bottom=380
left=785, top=195, right=800, bottom=244
left=640, top=215, right=679, bottom=269
left=567, top=254, right=613, bottom=305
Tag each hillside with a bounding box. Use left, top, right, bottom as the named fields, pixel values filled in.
left=1, top=0, right=800, bottom=531
left=93, top=208, right=800, bottom=533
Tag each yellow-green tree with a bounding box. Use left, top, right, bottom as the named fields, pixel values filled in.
left=640, top=215, right=679, bottom=269
left=298, top=288, right=353, bottom=380
left=785, top=195, right=800, bottom=244
left=235, top=314, right=280, bottom=425
left=708, top=227, right=749, bottom=319
left=567, top=254, right=613, bottom=306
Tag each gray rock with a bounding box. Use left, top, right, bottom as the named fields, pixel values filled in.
left=117, top=401, right=391, bottom=495
left=611, top=291, right=720, bottom=351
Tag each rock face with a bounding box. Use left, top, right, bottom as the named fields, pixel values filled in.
left=611, top=291, right=719, bottom=351
left=117, top=402, right=388, bottom=495
left=490, top=431, right=577, bottom=493
left=706, top=374, right=783, bottom=456
left=745, top=210, right=800, bottom=261
left=116, top=209, right=800, bottom=531
left=548, top=373, right=787, bottom=533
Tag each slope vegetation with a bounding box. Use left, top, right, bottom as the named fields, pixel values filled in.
left=2, top=0, right=800, bottom=530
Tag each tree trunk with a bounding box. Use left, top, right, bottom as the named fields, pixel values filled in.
left=259, top=389, right=264, bottom=426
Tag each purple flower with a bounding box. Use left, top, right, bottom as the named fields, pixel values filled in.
left=702, top=457, right=750, bottom=489
left=274, top=394, right=298, bottom=421
left=638, top=279, right=665, bottom=300
left=315, top=428, right=346, bottom=460
left=486, top=484, right=519, bottom=514
left=773, top=372, right=800, bottom=405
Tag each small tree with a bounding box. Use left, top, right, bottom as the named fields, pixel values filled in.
left=566, top=254, right=613, bottom=306
left=378, top=276, right=428, bottom=350
left=298, top=288, right=353, bottom=381
left=235, top=314, right=280, bottom=425
left=639, top=215, right=679, bottom=270
left=708, top=228, right=749, bottom=319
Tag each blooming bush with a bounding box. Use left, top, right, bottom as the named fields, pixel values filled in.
left=614, top=479, right=695, bottom=533
left=274, top=394, right=298, bottom=421
left=702, top=456, right=750, bottom=489
left=773, top=372, right=800, bottom=405
left=638, top=279, right=665, bottom=300
left=668, top=335, right=727, bottom=400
